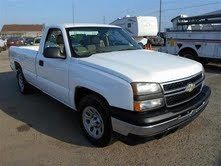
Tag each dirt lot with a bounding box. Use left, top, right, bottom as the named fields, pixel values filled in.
left=0, top=50, right=220, bottom=166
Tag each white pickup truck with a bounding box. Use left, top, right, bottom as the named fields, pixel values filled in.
left=9, top=24, right=211, bottom=147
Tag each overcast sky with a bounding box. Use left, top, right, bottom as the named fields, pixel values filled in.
left=1, top=0, right=221, bottom=31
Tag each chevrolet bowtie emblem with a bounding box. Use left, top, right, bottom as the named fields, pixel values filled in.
left=185, top=83, right=196, bottom=93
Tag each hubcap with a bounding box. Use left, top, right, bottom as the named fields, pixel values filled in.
left=18, top=73, right=24, bottom=92
left=82, top=106, right=104, bottom=139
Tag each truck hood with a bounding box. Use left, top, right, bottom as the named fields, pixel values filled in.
left=78, top=50, right=203, bottom=83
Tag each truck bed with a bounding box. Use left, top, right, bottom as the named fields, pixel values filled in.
left=9, top=46, right=39, bottom=82
left=9, top=46, right=39, bottom=60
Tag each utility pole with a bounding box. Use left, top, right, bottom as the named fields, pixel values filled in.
left=72, top=2, right=75, bottom=24
left=103, top=16, right=106, bottom=24
left=159, top=0, right=162, bottom=32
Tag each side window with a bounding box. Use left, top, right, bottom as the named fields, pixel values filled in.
left=127, top=23, right=131, bottom=28
left=44, top=29, right=66, bottom=58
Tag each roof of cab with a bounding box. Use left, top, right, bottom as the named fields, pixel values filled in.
left=46, top=23, right=120, bottom=29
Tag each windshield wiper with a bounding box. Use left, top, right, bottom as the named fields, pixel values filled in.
left=82, top=49, right=136, bottom=57
left=118, top=48, right=137, bottom=51
left=85, top=50, right=111, bottom=57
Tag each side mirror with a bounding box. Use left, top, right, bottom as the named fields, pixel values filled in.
left=43, top=47, right=65, bottom=59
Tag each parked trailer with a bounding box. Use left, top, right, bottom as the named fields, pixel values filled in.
left=111, top=16, right=158, bottom=48
left=161, top=13, right=221, bottom=64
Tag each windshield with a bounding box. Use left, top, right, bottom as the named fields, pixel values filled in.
left=66, top=27, right=141, bottom=57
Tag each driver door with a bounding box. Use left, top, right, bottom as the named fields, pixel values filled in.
left=36, top=28, right=70, bottom=105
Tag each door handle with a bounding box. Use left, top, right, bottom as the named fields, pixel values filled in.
left=39, top=60, right=44, bottom=66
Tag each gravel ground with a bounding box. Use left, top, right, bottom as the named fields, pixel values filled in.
left=0, top=50, right=220, bottom=166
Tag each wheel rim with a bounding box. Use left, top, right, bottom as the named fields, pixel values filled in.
left=18, top=73, right=24, bottom=92
left=82, top=106, right=104, bottom=139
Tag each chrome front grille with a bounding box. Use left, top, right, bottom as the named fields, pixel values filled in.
left=162, top=72, right=204, bottom=107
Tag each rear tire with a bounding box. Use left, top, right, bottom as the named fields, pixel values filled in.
left=179, top=50, right=210, bottom=65
left=179, top=50, right=198, bottom=61
left=17, top=68, right=32, bottom=94
left=79, top=94, right=112, bottom=147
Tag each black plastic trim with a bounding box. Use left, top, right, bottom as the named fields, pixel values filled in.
left=134, top=93, right=163, bottom=101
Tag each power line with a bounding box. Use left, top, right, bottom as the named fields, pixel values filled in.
left=163, top=1, right=221, bottom=12
left=147, top=1, right=221, bottom=15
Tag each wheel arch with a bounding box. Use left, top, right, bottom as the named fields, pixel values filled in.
left=178, top=47, right=198, bottom=57
left=14, top=61, right=21, bottom=70
left=74, top=86, right=110, bottom=110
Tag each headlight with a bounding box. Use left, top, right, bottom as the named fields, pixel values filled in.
left=131, top=82, right=164, bottom=112
left=134, top=98, right=164, bottom=112
left=131, top=82, right=162, bottom=96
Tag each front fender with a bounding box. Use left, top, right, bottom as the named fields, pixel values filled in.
left=69, top=63, right=134, bottom=111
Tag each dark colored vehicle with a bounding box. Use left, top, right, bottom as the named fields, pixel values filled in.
left=7, top=37, right=25, bottom=48
left=24, top=37, right=34, bottom=45
left=33, top=37, right=41, bottom=45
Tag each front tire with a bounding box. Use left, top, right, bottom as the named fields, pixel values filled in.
left=79, top=95, right=112, bottom=147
